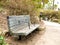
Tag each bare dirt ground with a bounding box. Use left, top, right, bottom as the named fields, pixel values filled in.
left=5, top=21, right=60, bottom=45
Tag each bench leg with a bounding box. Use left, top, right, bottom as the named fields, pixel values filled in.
left=18, top=35, right=21, bottom=40
left=18, top=36, right=26, bottom=40
left=5, top=32, right=11, bottom=37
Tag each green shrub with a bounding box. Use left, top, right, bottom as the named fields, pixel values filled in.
left=0, top=34, right=8, bottom=45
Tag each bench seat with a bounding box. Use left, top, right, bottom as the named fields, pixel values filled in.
left=11, top=24, right=39, bottom=36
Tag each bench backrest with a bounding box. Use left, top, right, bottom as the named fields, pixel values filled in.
left=7, top=15, right=30, bottom=31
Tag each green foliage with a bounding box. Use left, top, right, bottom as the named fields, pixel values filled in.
left=44, top=0, right=49, bottom=3
left=0, top=0, right=49, bottom=23
left=46, top=0, right=57, bottom=9
left=0, top=0, right=49, bottom=15
left=40, top=10, right=60, bottom=23
left=0, top=35, right=8, bottom=45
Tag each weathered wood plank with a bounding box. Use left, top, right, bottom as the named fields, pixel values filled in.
left=12, top=24, right=39, bottom=36
left=8, top=15, right=30, bottom=31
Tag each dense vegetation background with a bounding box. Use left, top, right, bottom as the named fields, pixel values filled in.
left=0, top=0, right=60, bottom=23
left=0, top=0, right=49, bottom=23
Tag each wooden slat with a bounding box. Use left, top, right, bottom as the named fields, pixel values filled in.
left=8, top=15, right=30, bottom=31
left=12, top=24, right=40, bottom=36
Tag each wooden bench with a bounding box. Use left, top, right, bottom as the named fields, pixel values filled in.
left=7, top=15, right=40, bottom=36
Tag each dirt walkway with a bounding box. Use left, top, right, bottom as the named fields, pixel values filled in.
left=5, top=21, right=60, bottom=45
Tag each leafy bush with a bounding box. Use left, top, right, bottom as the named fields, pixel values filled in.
left=0, top=0, right=49, bottom=24
left=40, top=10, right=60, bottom=23
left=0, top=31, right=8, bottom=45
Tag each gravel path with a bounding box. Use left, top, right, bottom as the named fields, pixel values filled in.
left=5, top=21, right=60, bottom=45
